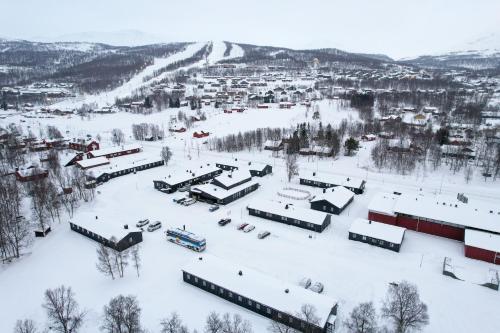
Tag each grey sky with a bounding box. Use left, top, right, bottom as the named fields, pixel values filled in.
left=1, top=0, right=499, bottom=58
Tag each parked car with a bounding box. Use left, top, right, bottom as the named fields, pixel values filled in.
left=218, top=218, right=231, bottom=226
left=173, top=197, right=186, bottom=203
left=299, top=277, right=312, bottom=289
left=136, top=219, right=150, bottom=228
left=178, top=185, right=190, bottom=192
left=209, top=205, right=220, bottom=212
left=237, top=223, right=248, bottom=230
left=147, top=221, right=162, bottom=232
left=258, top=231, right=271, bottom=239
left=243, top=224, right=255, bottom=233
left=309, top=282, right=324, bottom=293
left=182, top=198, right=197, bottom=206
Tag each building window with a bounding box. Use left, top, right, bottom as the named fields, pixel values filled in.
left=228, top=292, right=233, bottom=298
left=202, top=281, right=206, bottom=287
left=238, top=296, right=242, bottom=302
left=352, top=234, right=356, bottom=239
left=210, top=284, right=215, bottom=290
left=194, top=277, right=198, bottom=283
left=256, top=303, right=260, bottom=310
left=267, top=308, right=271, bottom=314
left=390, top=243, right=394, bottom=248
left=248, top=300, right=252, bottom=306
left=289, top=317, right=293, bottom=324
left=277, top=313, right=282, bottom=319
left=186, top=273, right=191, bottom=280
left=219, top=288, right=224, bottom=294
left=362, top=236, right=367, bottom=241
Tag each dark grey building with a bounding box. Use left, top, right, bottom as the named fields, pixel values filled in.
left=247, top=201, right=331, bottom=232
left=69, top=221, right=142, bottom=252
left=348, top=219, right=406, bottom=252
left=299, top=172, right=366, bottom=194
left=216, top=161, right=272, bottom=177
left=182, top=255, right=338, bottom=333
left=95, top=159, right=164, bottom=184
left=310, top=186, right=354, bottom=215
left=190, top=181, right=259, bottom=205
left=153, top=165, right=222, bottom=193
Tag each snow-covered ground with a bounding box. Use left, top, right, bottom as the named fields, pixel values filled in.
left=1, top=102, right=499, bottom=332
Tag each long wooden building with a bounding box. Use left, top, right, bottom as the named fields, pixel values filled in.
left=69, top=220, right=142, bottom=252
left=299, top=172, right=366, bottom=194
left=247, top=200, right=331, bottom=232
left=89, top=158, right=164, bottom=184
left=182, top=255, right=338, bottom=332
left=153, top=165, right=222, bottom=193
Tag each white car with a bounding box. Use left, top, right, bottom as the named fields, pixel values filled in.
left=243, top=224, right=255, bottom=233
left=136, top=219, right=150, bottom=228
left=147, top=221, right=162, bottom=232
left=309, top=282, right=324, bottom=293
left=182, top=198, right=197, bottom=206
left=299, top=277, right=312, bottom=289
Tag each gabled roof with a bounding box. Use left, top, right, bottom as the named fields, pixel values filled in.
left=349, top=218, right=406, bottom=244
left=247, top=200, right=330, bottom=226
left=310, top=186, right=354, bottom=208
left=182, top=254, right=337, bottom=328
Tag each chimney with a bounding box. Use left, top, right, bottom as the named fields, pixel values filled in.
left=199, top=257, right=203, bottom=261
left=183, top=225, right=186, bottom=231
left=313, top=172, right=316, bottom=176
left=323, top=188, right=326, bottom=193
left=124, top=224, right=128, bottom=229
left=285, top=289, right=289, bottom=293
left=238, top=270, right=243, bottom=276
left=285, top=204, right=289, bottom=209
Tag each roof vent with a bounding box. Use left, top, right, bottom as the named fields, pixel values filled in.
left=285, top=204, right=289, bottom=209
left=285, top=289, right=289, bottom=293
left=238, top=270, right=243, bottom=276
left=313, top=172, right=316, bottom=176
left=199, top=257, right=203, bottom=261
left=490, top=210, right=493, bottom=214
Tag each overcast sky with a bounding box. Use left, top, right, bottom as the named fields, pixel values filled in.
left=1, top=0, right=499, bottom=58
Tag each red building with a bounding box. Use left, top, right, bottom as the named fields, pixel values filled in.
left=367, top=192, right=500, bottom=242
left=87, top=144, right=141, bottom=159
left=193, top=131, right=210, bottom=138
left=15, top=168, right=49, bottom=182
left=464, top=229, right=500, bottom=265
left=69, top=138, right=100, bottom=152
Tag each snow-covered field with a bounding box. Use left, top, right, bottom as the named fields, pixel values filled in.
left=1, top=99, right=499, bottom=333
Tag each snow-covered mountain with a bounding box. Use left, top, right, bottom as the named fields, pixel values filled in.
left=32, top=29, right=175, bottom=47
left=401, top=32, right=500, bottom=69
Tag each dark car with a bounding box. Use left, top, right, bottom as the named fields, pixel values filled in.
left=237, top=223, right=248, bottom=230
left=209, top=205, right=220, bottom=212
left=218, top=218, right=231, bottom=226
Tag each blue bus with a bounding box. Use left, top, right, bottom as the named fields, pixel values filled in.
left=166, top=228, right=206, bottom=252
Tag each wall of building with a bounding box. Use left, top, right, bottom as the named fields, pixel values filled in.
left=348, top=232, right=401, bottom=252
left=464, top=245, right=499, bottom=265
left=182, top=271, right=328, bottom=333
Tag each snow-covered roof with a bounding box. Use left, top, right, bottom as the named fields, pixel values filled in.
left=89, top=144, right=142, bottom=157
left=370, top=192, right=500, bottom=234
left=69, top=219, right=138, bottom=240
left=264, top=140, right=282, bottom=148
left=310, top=186, right=354, bottom=208
left=88, top=157, right=162, bottom=178
left=76, top=157, right=109, bottom=169
left=182, top=254, right=337, bottom=328
left=349, top=218, right=406, bottom=244
left=367, top=192, right=398, bottom=216
left=464, top=229, right=500, bottom=253
left=213, top=170, right=251, bottom=188
left=163, top=165, right=221, bottom=186
left=217, top=160, right=270, bottom=172
left=191, top=180, right=259, bottom=200
left=299, top=172, right=365, bottom=190
left=247, top=200, right=330, bottom=226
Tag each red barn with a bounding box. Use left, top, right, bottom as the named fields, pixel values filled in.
left=69, top=138, right=100, bottom=152
left=464, top=229, right=500, bottom=265
left=368, top=192, right=499, bottom=242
